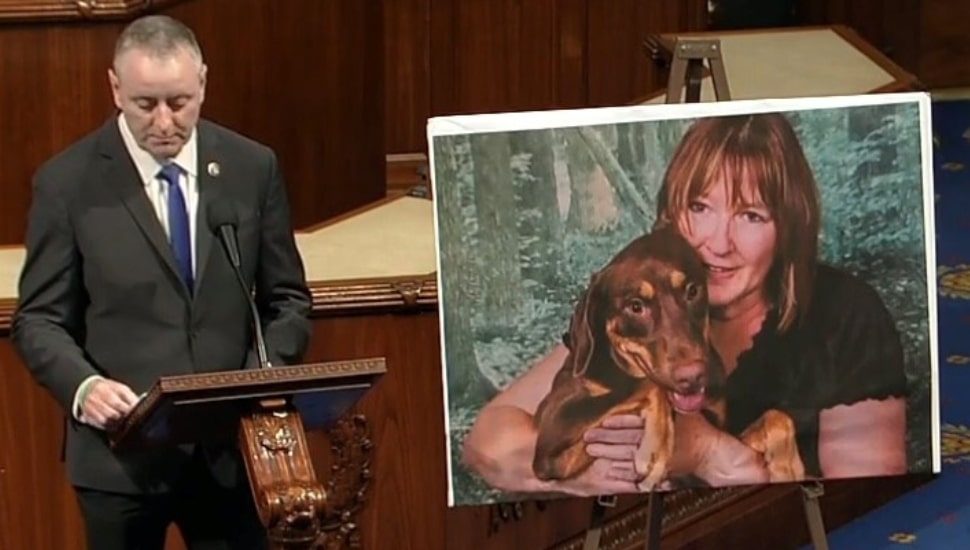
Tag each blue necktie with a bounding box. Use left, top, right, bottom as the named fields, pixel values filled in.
left=158, top=163, right=194, bottom=292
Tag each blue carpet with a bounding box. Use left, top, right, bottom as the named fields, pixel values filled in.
left=796, top=97, right=970, bottom=549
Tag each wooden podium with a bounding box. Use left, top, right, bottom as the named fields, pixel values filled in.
left=109, top=358, right=387, bottom=549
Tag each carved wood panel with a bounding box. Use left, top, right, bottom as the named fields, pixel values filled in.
left=0, top=0, right=183, bottom=20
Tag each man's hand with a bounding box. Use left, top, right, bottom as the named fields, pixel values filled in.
left=79, top=379, right=140, bottom=431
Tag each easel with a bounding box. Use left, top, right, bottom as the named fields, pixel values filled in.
left=663, top=37, right=731, bottom=103
left=581, top=491, right=664, bottom=550
left=580, top=37, right=830, bottom=550
left=801, top=481, right=831, bottom=550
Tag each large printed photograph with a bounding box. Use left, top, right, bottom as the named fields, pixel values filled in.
left=428, top=93, right=940, bottom=507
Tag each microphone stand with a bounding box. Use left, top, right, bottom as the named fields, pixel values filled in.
left=216, top=223, right=272, bottom=370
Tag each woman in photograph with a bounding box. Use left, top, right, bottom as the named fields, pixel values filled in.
left=461, top=112, right=909, bottom=497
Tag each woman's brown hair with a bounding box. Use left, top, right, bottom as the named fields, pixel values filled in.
left=653, top=113, right=821, bottom=332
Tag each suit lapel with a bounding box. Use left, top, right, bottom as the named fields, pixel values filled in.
left=98, top=119, right=189, bottom=300
left=194, top=123, right=221, bottom=292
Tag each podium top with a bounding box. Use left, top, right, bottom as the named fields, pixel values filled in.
left=110, top=358, right=387, bottom=449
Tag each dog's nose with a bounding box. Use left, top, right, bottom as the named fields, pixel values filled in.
left=673, top=363, right=707, bottom=393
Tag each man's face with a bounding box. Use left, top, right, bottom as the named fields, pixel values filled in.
left=109, top=46, right=206, bottom=160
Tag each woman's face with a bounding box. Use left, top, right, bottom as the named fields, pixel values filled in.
left=678, top=177, right=778, bottom=318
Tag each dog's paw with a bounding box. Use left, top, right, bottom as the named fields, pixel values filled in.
left=637, top=478, right=675, bottom=492
left=633, top=453, right=669, bottom=491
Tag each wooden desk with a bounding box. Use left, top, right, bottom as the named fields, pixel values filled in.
left=0, top=196, right=932, bottom=550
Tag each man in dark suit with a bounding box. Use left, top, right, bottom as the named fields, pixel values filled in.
left=11, top=14, right=311, bottom=550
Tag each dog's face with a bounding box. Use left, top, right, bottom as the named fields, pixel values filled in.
left=531, top=228, right=721, bottom=482
left=571, top=227, right=715, bottom=413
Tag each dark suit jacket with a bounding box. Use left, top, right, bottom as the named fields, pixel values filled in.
left=11, top=116, right=313, bottom=494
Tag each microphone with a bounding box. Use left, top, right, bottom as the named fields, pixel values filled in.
left=207, top=200, right=272, bottom=370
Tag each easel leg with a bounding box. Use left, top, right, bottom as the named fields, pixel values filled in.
left=663, top=38, right=732, bottom=104
left=582, top=495, right=617, bottom=550
left=581, top=492, right=664, bottom=550
left=801, top=482, right=830, bottom=550
left=643, top=492, right=664, bottom=550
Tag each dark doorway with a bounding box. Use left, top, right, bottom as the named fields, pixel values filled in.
left=708, top=0, right=800, bottom=29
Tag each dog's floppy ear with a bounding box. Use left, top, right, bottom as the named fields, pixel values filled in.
left=567, top=271, right=601, bottom=378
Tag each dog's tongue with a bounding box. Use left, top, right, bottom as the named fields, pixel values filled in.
left=671, top=392, right=706, bottom=413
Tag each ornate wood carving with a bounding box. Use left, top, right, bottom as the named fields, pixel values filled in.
left=487, top=501, right=550, bottom=535
left=240, top=402, right=328, bottom=549
left=317, top=414, right=373, bottom=550
left=309, top=277, right=438, bottom=316
left=552, top=486, right=760, bottom=550
left=103, top=358, right=385, bottom=550
left=0, top=299, right=13, bottom=334
left=0, top=276, right=440, bottom=331
left=0, top=0, right=185, bottom=21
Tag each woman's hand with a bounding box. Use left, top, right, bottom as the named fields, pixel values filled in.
left=669, top=412, right=770, bottom=486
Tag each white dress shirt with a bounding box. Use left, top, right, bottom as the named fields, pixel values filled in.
left=119, top=114, right=201, bottom=267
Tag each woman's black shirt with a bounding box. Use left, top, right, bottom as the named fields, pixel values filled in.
left=723, top=264, right=909, bottom=477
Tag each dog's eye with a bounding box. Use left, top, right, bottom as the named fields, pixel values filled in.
left=685, top=282, right=700, bottom=301
left=625, top=298, right=646, bottom=314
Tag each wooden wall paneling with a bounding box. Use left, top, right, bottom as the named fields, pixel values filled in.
left=384, top=0, right=431, bottom=154
left=428, top=0, right=588, bottom=118
left=586, top=0, right=708, bottom=107
left=0, top=338, right=86, bottom=550
left=0, top=0, right=383, bottom=246
left=872, top=0, right=920, bottom=76
left=386, top=0, right=707, bottom=156
left=165, top=0, right=385, bottom=228
left=916, top=0, right=970, bottom=88
left=386, top=152, right=429, bottom=197
left=305, top=310, right=448, bottom=550
left=0, top=22, right=117, bottom=245
left=552, top=0, right=589, bottom=111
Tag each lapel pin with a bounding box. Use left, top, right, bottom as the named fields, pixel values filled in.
left=207, top=162, right=221, bottom=177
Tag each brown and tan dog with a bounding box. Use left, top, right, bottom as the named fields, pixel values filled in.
left=531, top=226, right=805, bottom=490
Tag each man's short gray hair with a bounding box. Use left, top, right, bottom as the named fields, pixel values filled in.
left=113, top=15, right=204, bottom=70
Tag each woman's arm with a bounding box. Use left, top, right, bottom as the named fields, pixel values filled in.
left=462, top=344, right=641, bottom=496
left=667, top=412, right=771, bottom=486
left=812, top=269, right=910, bottom=478
left=818, top=396, right=907, bottom=477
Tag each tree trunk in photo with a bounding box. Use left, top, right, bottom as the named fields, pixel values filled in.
left=510, top=129, right=565, bottom=291
left=576, top=126, right=651, bottom=220
left=617, top=124, right=646, bottom=189
left=471, top=132, right=524, bottom=335
left=561, top=128, right=620, bottom=232
left=434, top=138, right=496, bottom=409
